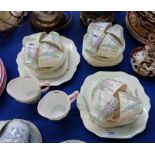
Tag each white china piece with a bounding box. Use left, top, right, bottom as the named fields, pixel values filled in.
left=6, top=76, right=50, bottom=104
left=16, top=31, right=80, bottom=86
left=38, top=90, right=79, bottom=120
left=62, top=140, right=85, bottom=143
left=82, top=22, right=125, bottom=67
left=77, top=71, right=150, bottom=139
left=0, top=119, right=42, bottom=143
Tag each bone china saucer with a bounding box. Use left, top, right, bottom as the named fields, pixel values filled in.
left=16, top=36, right=80, bottom=86
left=77, top=71, right=150, bottom=139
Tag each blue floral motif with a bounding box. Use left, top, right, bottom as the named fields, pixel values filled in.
left=0, top=127, right=30, bottom=143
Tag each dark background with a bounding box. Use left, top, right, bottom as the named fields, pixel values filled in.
left=0, top=11, right=155, bottom=143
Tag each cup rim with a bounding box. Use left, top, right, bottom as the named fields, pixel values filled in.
left=37, top=90, right=71, bottom=120
left=7, top=76, right=41, bottom=102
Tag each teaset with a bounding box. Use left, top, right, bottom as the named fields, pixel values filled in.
left=77, top=71, right=150, bottom=138
left=4, top=31, right=80, bottom=122
left=83, top=22, right=125, bottom=67
left=0, top=11, right=154, bottom=143
left=7, top=76, right=79, bottom=121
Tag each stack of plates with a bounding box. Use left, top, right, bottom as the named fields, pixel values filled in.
left=0, top=58, right=7, bottom=96
left=126, top=11, right=155, bottom=44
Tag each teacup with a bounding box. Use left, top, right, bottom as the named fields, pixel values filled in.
left=7, top=76, right=50, bottom=104
left=37, top=90, right=79, bottom=120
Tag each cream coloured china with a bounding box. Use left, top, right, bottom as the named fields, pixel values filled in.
left=23, top=48, right=69, bottom=80
left=6, top=76, right=49, bottom=104
left=83, top=41, right=123, bottom=67
left=38, top=90, right=79, bottom=120
left=87, top=79, right=142, bottom=128
left=23, top=31, right=65, bottom=72
left=77, top=72, right=150, bottom=139
left=16, top=32, right=80, bottom=86
left=82, top=22, right=125, bottom=67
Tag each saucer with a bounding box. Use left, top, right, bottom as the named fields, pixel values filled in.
left=77, top=72, right=150, bottom=139
left=16, top=36, right=80, bottom=86
left=82, top=23, right=125, bottom=67
left=82, top=35, right=123, bottom=67
left=23, top=47, right=69, bottom=80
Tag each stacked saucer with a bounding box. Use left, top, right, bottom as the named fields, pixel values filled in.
left=82, top=22, right=125, bottom=67
left=16, top=31, right=80, bottom=86
left=0, top=58, right=7, bottom=96
left=126, top=11, right=155, bottom=44
left=77, top=72, right=150, bottom=139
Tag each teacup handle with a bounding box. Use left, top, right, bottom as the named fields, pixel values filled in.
left=69, top=91, right=79, bottom=103
left=40, top=81, right=50, bottom=93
